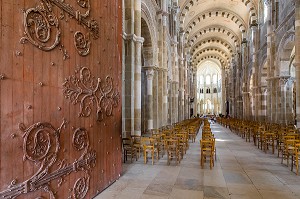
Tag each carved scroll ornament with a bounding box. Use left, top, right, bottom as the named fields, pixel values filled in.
left=0, top=121, right=96, bottom=199
left=74, top=31, right=91, bottom=56
left=21, top=0, right=99, bottom=57
left=20, top=5, right=61, bottom=51
left=63, top=67, right=120, bottom=122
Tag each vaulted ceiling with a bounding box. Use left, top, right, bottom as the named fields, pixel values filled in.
left=179, top=0, right=258, bottom=69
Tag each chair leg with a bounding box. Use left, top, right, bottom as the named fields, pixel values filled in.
left=144, top=151, right=147, bottom=164
left=152, top=151, right=154, bottom=165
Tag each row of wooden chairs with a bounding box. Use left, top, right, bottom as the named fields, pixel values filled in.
left=200, top=119, right=216, bottom=169
left=219, top=118, right=300, bottom=175
left=122, top=118, right=202, bottom=165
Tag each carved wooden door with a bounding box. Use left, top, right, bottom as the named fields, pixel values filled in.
left=0, top=0, right=122, bottom=198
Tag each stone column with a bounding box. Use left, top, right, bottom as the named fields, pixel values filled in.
left=145, top=69, right=154, bottom=129
left=161, top=0, right=169, bottom=126
left=265, top=0, right=274, bottom=123
left=295, top=0, right=300, bottom=127
left=173, top=81, right=179, bottom=123
left=221, top=67, right=226, bottom=115
left=133, top=0, right=143, bottom=135
left=271, top=78, right=278, bottom=123
left=251, top=24, right=259, bottom=120
left=153, top=68, right=159, bottom=128
left=123, top=0, right=135, bottom=137
left=168, top=78, right=172, bottom=124
left=241, top=37, right=248, bottom=120
left=279, top=77, right=289, bottom=124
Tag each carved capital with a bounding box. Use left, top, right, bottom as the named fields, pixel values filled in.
left=264, top=0, right=272, bottom=7
left=146, top=69, right=154, bottom=81
left=122, top=33, right=144, bottom=44
left=279, top=76, right=290, bottom=86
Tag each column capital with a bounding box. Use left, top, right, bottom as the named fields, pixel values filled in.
left=146, top=69, right=154, bottom=80
left=122, top=32, right=144, bottom=43
left=264, top=0, right=272, bottom=7
left=279, top=76, right=291, bottom=85
left=156, top=10, right=169, bottom=17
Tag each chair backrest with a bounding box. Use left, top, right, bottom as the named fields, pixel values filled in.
left=122, top=137, right=133, bottom=148
left=200, top=139, right=214, bottom=150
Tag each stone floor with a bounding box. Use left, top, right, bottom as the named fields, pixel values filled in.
left=94, top=123, right=300, bottom=199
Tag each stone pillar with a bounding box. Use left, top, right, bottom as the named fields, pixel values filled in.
left=251, top=24, right=259, bottom=120
left=163, top=69, right=168, bottom=125
left=265, top=0, right=274, bottom=123
left=295, top=0, right=300, bottom=127
left=221, top=67, right=226, bottom=115
left=168, top=78, right=172, bottom=124
left=261, top=88, right=267, bottom=121
left=157, top=69, right=163, bottom=127
left=153, top=68, right=159, bottom=128
left=279, top=77, right=289, bottom=124
left=145, top=69, right=154, bottom=129
left=123, top=0, right=135, bottom=137
left=133, top=0, right=143, bottom=136
left=241, top=38, right=248, bottom=120
left=173, top=81, right=179, bottom=123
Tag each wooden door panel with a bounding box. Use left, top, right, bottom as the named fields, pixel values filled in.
left=0, top=0, right=122, bottom=198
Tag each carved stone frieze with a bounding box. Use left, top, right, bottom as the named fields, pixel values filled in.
left=63, top=67, right=120, bottom=122
left=0, top=120, right=96, bottom=199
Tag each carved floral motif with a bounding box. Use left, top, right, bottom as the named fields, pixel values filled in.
left=63, top=67, right=120, bottom=122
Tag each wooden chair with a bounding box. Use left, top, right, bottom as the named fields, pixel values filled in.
left=131, top=135, right=142, bottom=158
left=166, top=138, right=180, bottom=165
left=200, top=139, right=215, bottom=169
left=141, top=137, right=159, bottom=165
left=294, top=143, right=300, bottom=175
left=122, top=137, right=137, bottom=163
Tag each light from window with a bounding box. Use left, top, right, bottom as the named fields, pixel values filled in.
left=213, top=74, right=217, bottom=84
left=264, top=2, right=268, bottom=23
left=206, top=75, right=211, bottom=85
left=200, top=75, right=204, bottom=84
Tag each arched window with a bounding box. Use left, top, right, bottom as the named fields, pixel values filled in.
left=200, top=75, right=204, bottom=84
left=213, top=88, right=217, bottom=93
left=206, top=75, right=211, bottom=85
left=213, top=74, right=217, bottom=84
left=263, top=1, right=268, bottom=23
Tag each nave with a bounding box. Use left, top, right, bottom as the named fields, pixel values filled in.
left=96, top=123, right=300, bottom=199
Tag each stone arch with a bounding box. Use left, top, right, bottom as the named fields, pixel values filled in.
left=141, top=1, right=158, bottom=66
left=140, top=2, right=158, bottom=132
left=179, top=0, right=257, bottom=27
left=276, top=29, right=295, bottom=76
left=191, top=37, right=235, bottom=55
left=187, top=25, right=241, bottom=49
left=184, top=9, right=247, bottom=35
left=193, top=47, right=231, bottom=63
left=194, top=54, right=228, bottom=68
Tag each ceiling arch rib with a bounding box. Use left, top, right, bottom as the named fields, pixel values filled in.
left=191, top=37, right=235, bottom=55
left=184, top=9, right=247, bottom=36
left=179, top=0, right=257, bottom=27
left=192, top=46, right=232, bottom=62
left=192, top=48, right=230, bottom=63
left=193, top=54, right=229, bottom=68
left=186, top=25, right=240, bottom=49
